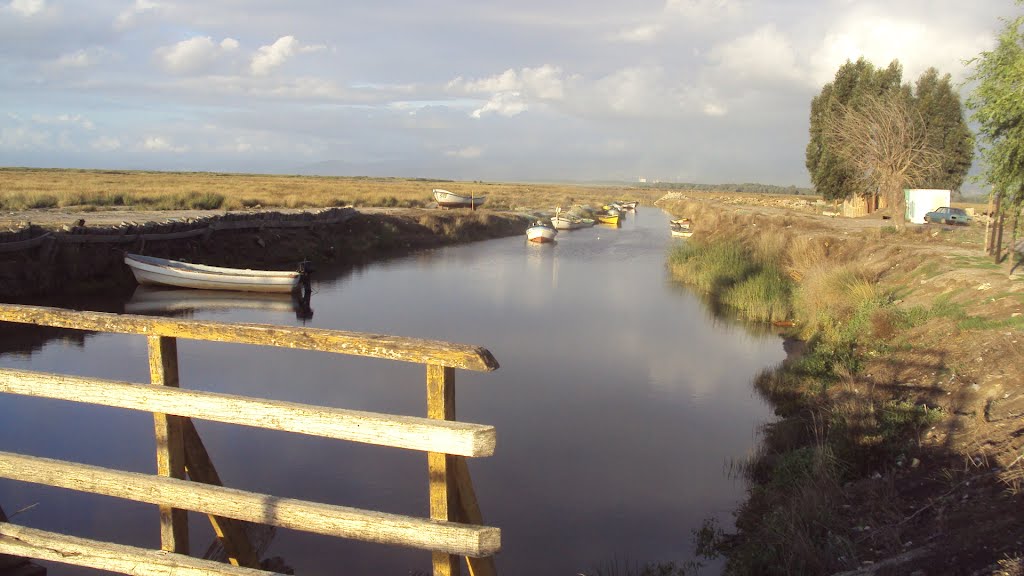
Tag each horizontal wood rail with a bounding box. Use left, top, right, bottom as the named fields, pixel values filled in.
left=0, top=304, right=500, bottom=576
left=0, top=368, right=496, bottom=457
left=0, top=304, right=499, bottom=371
left=0, top=452, right=500, bottom=557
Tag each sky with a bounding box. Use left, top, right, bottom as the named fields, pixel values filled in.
left=0, top=0, right=1013, bottom=187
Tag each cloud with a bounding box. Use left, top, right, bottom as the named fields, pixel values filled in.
left=664, top=0, right=744, bottom=24
left=156, top=36, right=238, bottom=75
left=614, top=24, right=664, bottom=43
left=250, top=36, right=323, bottom=75
left=445, top=146, right=483, bottom=159
left=114, top=0, right=160, bottom=29
left=807, top=8, right=993, bottom=85
left=51, top=49, right=94, bottom=70
left=472, top=92, right=528, bottom=118
left=90, top=136, right=121, bottom=151
left=710, top=24, right=803, bottom=84
left=449, top=65, right=567, bottom=118
left=7, top=0, right=44, bottom=17
left=142, top=136, right=187, bottom=153
left=31, top=114, right=95, bottom=130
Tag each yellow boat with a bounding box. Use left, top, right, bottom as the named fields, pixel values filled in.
left=596, top=213, right=620, bottom=225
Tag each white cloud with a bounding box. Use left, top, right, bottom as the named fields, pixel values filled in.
left=703, top=102, right=727, bottom=116
left=710, top=25, right=803, bottom=84
left=31, top=114, right=95, bottom=130
left=250, top=36, right=303, bottom=75
left=449, top=65, right=565, bottom=100
left=472, top=92, right=528, bottom=118
left=807, top=8, right=992, bottom=86
left=90, top=136, right=121, bottom=151
left=142, top=136, right=187, bottom=153
left=445, top=146, right=483, bottom=159
left=52, top=49, right=93, bottom=69
left=115, top=0, right=160, bottom=29
left=7, top=0, right=44, bottom=17
left=614, top=24, right=663, bottom=43
left=156, top=36, right=232, bottom=75
left=664, top=0, right=743, bottom=24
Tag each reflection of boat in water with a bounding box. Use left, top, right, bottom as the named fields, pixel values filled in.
left=124, top=253, right=303, bottom=293
left=126, top=286, right=313, bottom=320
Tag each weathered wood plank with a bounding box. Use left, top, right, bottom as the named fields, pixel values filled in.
left=182, top=419, right=262, bottom=568
left=0, top=305, right=498, bottom=371
left=454, top=457, right=497, bottom=575
left=147, top=335, right=188, bottom=555
left=427, top=364, right=460, bottom=576
left=0, top=451, right=501, bottom=557
left=0, top=368, right=495, bottom=457
left=0, top=234, right=51, bottom=253
left=0, top=522, right=281, bottom=576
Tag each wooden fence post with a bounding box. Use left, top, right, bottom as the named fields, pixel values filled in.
left=427, top=364, right=459, bottom=576
left=148, top=335, right=188, bottom=554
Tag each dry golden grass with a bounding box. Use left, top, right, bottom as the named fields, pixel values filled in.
left=0, top=168, right=659, bottom=212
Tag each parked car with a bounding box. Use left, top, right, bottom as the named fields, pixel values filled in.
left=924, top=206, right=972, bottom=225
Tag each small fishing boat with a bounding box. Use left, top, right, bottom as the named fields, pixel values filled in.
left=124, top=253, right=303, bottom=293
left=526, top=221, right=558, bottom=243
left=670, top=227, right=694, bottom=238
left=670, top=217, right=694, bottom=238
left=432, top=188, right=486, bottom=209
left=617, top=200, right=639, bottom=210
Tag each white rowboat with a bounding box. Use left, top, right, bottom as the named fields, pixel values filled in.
left=432, top=188, right=486, bottom=209
left=124, top=253, right=301, bottom=293
left=526, top=222, right=557, bottom=243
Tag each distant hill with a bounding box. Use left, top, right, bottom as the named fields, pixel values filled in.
left=637, top=181, right=815, bottom=195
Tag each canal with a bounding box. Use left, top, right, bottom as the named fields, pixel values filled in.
left=0, top=207, right=784, bottom=575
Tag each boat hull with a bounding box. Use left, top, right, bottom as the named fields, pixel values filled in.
left=526, top=225, right=557, bottom=243
left=124, top=254, right=300, bottom=293
left=432, top=188, right=486, bottom=208
left=670, top=229, right=694, bottom=238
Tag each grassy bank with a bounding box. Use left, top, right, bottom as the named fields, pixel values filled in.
left=661, top=197, right=1024, bottom=574
left=0, top=167, right=656, bottom=212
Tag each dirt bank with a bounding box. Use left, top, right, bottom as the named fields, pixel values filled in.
left=0, top=207, right=531, bottom=299
left=657, top=192, right=1023, bottom=575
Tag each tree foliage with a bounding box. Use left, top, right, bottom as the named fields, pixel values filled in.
left=807, top=59, right=973, bottom=202
left=823, top=91, right=943, bottom=223
left=966, top=8, right=1024, bottom=207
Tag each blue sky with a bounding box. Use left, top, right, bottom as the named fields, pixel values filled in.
left=0, top=0, right=1010, bottom=186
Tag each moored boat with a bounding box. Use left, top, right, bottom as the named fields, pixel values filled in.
left=432, top=188, right=486, bottom=209
left=596, top=212, right=620, bottom=226
left=670, top=227, right=694, bottom=238
left=526, top=221, right=558, bottom=243
left=124, top=253, right=303, bottom=293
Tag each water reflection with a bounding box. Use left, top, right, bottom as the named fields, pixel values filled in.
left=0, top=207, right=785, bottom=575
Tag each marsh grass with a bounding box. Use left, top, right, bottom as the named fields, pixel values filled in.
left=668, top=239, right=793, bottom=322
left=0, top=167, right=658, bottom=212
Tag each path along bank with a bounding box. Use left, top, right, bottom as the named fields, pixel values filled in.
left=658, top=194, right=1024, bottom=575
left=0, top=207, right=530, bottom=299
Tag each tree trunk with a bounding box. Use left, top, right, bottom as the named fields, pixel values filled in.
left=988, top=188, right=1004, bottom=256
left=984, top=190, right=995, bottom=254
left=994, top=211, right=1005, bottom=264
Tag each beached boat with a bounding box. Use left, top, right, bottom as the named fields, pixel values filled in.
left=124, top=253, right=302, bottom=293
left=526, top=221, right=558, bottom=243
left=670, top=227, right=694, bottom=238
left=432, top=188, right=486, bottom=209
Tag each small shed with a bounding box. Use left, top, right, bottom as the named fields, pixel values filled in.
left=904, top=189, right=951, bottom=224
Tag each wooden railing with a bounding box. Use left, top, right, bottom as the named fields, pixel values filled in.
left=0, top=304, right=500, bottom=576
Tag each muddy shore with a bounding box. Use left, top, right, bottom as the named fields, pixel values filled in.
left=0, top=207, right=531, bottom=299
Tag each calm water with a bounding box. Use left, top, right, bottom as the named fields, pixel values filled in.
left=0, top=207, right=784, bottom=575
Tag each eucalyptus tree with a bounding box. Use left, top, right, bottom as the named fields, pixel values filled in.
left=966, top=5, right=1024, bottom=263
left=808, top=60, right=973, bottom=213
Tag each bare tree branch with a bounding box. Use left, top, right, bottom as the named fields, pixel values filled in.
left=822, top=91, right=944, bottom=224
